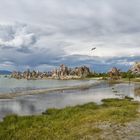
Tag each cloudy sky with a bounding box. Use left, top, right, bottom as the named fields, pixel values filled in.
left=0, top=0, right=140, bottom=72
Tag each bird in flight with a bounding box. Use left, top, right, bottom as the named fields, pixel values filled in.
left=91, top=47, right=96, bottom=51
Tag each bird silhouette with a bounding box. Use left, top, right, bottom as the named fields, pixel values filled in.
left=91, top=47, right=96, bottom=51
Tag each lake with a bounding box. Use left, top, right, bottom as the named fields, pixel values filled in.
left=0, top=75, right=95, bottom=94
left=0, top=76, right=140, bottom=120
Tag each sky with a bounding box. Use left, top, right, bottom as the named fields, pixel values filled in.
left=0, top=0, right=140, bottom=72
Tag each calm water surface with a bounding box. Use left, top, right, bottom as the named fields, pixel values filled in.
left=0, top=75, right=95, bottom=94
left=0, top=76, right=140, bottom=120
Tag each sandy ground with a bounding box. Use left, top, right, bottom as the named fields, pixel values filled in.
left=99, top=119, right=140, bottom=140
left=86, top=107, right=140, bottom=140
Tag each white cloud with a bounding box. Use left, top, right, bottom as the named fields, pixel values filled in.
left=0, top=33, right=35, bottom=48
left=0, top=0, right=140, bottom=71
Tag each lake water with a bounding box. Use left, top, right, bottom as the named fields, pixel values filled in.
left=0, top=75, right=95, bottom=94
left=0, top=76, right=140, bottom=120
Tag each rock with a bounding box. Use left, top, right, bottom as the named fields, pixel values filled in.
left=51, top=64, right=90, bottom=79
left=11, top=64, right=91, bottom=80
left=130, top=62, right=140, bottom=75
left=11, top=70, right=51, bottom=80
left=108, top=67, right=121, bottom=80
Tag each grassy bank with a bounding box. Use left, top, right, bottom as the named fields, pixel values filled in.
left=0, top=98, right=139, bottom=140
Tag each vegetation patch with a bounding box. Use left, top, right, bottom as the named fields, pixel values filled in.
left=0, top=98, right=139, bottom=140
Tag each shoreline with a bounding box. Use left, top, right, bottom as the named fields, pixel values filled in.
left=0, top=80, right=104, bottom=99
left=0, top=77, right=140, bottom=100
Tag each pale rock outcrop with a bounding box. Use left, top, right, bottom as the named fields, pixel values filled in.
left=51, top=64, right=90, bottom=79
left=11, top=64, right=91, bottom=80
left=130, top=62, right=140, bottom=75
left=108, top=67, right=121, bottom=80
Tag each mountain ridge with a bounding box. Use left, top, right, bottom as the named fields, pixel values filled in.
left=0, top=70, right=12, bottom=75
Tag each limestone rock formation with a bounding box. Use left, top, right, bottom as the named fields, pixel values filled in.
left=130, top=62, right=140, bottom=75
left=11, top=64, right=90, bottom=80
left=52, top=64, right=90, bottom=79
left=11, top=70, right=52, bottom=80
left=11, top=71, right=22, bottom=79
left=108, top=67, right=121, bottom=80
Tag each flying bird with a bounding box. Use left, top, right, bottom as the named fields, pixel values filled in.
left=91, top=47, right=96, bottom=51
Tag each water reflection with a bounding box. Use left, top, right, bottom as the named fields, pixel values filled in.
left=0, top=76, right=96, bottom=94
left=0, top=82, right=140, bottom=120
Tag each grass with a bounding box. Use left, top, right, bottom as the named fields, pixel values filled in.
left=131, top=78, right=140, bottom=82
left=122, top=78, right=140, bottom=82
left=0, top=98, right=139, bottom=140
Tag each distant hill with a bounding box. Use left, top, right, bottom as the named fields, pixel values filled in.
left=0, top=70, right=12, bottom=75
